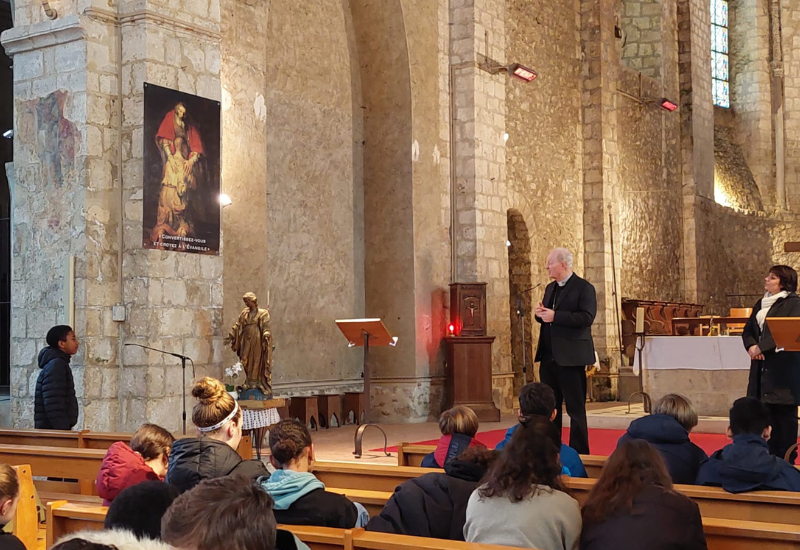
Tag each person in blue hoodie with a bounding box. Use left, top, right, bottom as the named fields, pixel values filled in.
left=617, top=393, right=707, bottom=484
left=495, top=382, right=587, bottom=477
left=261, top=418, right=368, bottom=527
left=696, top=397, right=800, bottom=493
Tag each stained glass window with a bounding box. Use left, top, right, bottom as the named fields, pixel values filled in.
left=711, top=0, right=730, bottom=108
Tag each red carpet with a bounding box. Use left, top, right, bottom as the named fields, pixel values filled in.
left=385, top=427, right=734, bottom=457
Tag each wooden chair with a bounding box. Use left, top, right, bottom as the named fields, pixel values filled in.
left=290, top=396, right=320, bottom=431
left=343, top=392, right=365, bottom=425
left=317, top=394, right=342, bottom=429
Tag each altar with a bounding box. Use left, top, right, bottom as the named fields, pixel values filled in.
left=633, top=336, right=751, bottom=416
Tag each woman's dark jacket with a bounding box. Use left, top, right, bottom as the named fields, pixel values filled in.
left=617, top=414, right=708, bottom=485
left=580, top=484, right=707, bottom=550
left=366, top=458, right=486, bottom=540
left=744, top=293, right=800, bottom=405
left=272, top=488, right=358, bottom=528
left=166, top=437, right=269, bottom=494
left=34, top=347, right=78, bottom=430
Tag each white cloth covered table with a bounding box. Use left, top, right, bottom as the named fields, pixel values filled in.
left=633, top=335, right=750, bottom=375
left=242, top=407, right=280, bottom=430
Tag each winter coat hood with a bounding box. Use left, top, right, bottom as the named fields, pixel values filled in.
left=696, top=434, right=800, bottom=493
left=627, top=414, right=690, bottom=444
left=619, top=415, right=708, bottom=485
left=38, top=347, right=71, bottom=369
left=97, top=441, right=160, bottom=505
left=260, top=469, right=325, bottom=510
left=54, top=529, right=173, bottom=550
left=166, top=437, right=269, bottom=494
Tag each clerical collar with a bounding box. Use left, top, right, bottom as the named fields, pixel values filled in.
left=557, top=273, right=573, bottom=287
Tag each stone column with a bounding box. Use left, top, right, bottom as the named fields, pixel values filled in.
left=580, top=0, right=622, bottom=374
left=2, top=0, right=223, bottom=432
left=450, top=0, right=513, bottom=410
left=678, top=0, right=715, bottom=304
left=3, top=6, right=93, bottom=427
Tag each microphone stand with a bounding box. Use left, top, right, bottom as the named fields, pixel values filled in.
left=516, top=283, right=542, bottom=385
left=124, top=343, right=191, bottom=435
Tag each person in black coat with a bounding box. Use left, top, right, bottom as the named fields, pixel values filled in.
left=34, top=325, right=79, bottom=430
left=367, top=447, right=498, bottom=539
left=534, top=248, right=597, bottom=454
left=743, top=265, right=800, bottom=462
left=581, top=439, right=707, bottom=550
left=617, top=393, right=707, bottom=484
left=260, top=419, right=362, bottom=528
left=166, top=377, right=269, bottom=494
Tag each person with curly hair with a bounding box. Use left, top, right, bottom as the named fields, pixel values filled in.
left=464, top=415, right=581, bottom=550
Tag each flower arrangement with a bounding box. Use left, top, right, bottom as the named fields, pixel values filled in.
left=224, top=361, right=243, bottom=391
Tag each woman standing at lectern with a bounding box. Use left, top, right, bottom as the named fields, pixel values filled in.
left=744, top=265, right=800, bottom=463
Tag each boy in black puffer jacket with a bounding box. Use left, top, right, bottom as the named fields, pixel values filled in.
left=34, top=325, right=79, bottom=430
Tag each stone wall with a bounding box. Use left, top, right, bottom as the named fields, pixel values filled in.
left=620, top=0, right=663, bottom=78
left=262, top=1, right=364, bottom=393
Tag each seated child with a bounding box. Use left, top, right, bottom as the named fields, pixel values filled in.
left=696, top=397, right=800, bottom=493
left=260, top=419, right=368, bottom=528
left=618, top=393, right=708, bottom=484
left=0, top=464, right=24, bottom=550
left=421, top=406, right=484, bottom=469
left=368, top=446, right=499, bottom=540
left=162, top=475, right=309, bottom=550
left=104, top=481, right=180, bottom=540
left=97, top=423, right=174, bottom=505
left=495, top=382, right=586, bottom=477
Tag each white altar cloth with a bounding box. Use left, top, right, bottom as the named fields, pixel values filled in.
left=633, top=336, right=751, bottom=375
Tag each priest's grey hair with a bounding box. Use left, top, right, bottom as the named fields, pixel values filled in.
left=552, top=248, right=574, bottom=269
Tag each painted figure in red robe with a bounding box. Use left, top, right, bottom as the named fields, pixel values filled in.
left=150, top=103, right=205, bottom=250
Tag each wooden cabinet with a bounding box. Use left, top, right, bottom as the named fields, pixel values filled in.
left=444, top=336, right=500, bottom=422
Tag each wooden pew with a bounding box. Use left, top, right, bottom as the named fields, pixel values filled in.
left=327, top=488, right=394, bottom=517
left=396, top=443, right=606, bottom=479
left=703, top=517, right=800, bottom=550
left=0, top=445, right=106, bottom=495
left=0, top=428, right=254, bottom=460
left=44, top=502, right=800, bottom=550
left=318, top=460, right=800, bottom=525
left=46, top=501, right=108, bottom=548
left=313, top=462, right=442, bottom=493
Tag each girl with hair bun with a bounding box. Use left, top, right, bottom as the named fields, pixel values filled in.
left=166, top=377, right=269, bottom=493
left=260, top=418, right=368, bottom=528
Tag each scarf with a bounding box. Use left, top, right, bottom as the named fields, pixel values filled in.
left=756, top=290, right=789, bottom=330
left=259, top=469, right=325, bottom=510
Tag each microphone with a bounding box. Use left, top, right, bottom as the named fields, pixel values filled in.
left=124, top=343, right=190, bottom=360
left=521, top=282, right=543, bottom=295
left=516, top=283, right=543, bottom=317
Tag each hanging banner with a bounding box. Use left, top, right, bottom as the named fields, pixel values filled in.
left=142, top=83, right=221, bottom=254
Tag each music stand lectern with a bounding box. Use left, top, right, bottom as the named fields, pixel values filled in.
left=335, top=318, right=397, bottom=458
left=766, top=318, right=800, bottom=352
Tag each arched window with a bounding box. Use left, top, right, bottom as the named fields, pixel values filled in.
left=711, top=0, right=730, bottom=107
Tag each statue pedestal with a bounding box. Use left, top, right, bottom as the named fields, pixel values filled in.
left=239, top=397, right=286, bottom=459
left=238, top=388, right=272, bottom=401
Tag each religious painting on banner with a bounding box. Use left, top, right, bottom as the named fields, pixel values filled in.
left=142, top=83, right=221, bottom=254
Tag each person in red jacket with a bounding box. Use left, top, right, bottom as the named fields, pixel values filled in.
left=421, top=406, right=484, bottom=468
left=97, top=423, right=175, bottom=505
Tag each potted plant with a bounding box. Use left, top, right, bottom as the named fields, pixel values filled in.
left=224, top=361, right=243, bottom=399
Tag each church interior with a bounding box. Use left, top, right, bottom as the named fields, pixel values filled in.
left=1, top=0, right=800, bottom=547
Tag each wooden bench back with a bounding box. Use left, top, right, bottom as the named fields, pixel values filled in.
left=44, top=501, right=800, bottom=550
left=0, top=428, right=254, bottom=460
left=0, top=445, right=106, bottom=495
left=11, top=465, right=37, bottom=550
left=396, top=443, right=606, bottom=478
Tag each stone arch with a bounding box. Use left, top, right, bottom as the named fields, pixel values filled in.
left=507, top=209, right=533, bottom=397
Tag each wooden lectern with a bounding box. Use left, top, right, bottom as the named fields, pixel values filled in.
left=445, top=283, right=501, bottom=422
left=766, top=318, right=800, bottom=352
left=335, top=318, right=396, bottom=458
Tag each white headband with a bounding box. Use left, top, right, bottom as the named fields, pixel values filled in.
left=197, top=402, right=240, bottom=433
